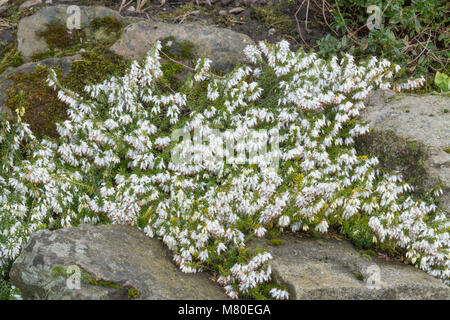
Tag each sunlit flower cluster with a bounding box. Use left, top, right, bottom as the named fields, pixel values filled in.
left=0, top=40, right=448, bottom=299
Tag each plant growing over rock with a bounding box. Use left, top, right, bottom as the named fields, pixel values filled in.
left=0, top=40, right=448, bottom=299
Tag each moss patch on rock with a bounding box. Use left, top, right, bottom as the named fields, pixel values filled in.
left=355, top=129, right=428, bottom=196
left=0, top=45, right=24, bottom=75
left=89, top=16, right=123, bottom=46
left=252, top=1, right=296, bottom=36
left=62, top=51, right=128, bottom=94
left=5, top=52, right=129, bottom=138
left=30, top=17, right=123, bottom=62
left=50, top=264, right=140, bottom=299
left=6, top=65, right=67, bottom=138
left=37, top=22, right=87, bottom=51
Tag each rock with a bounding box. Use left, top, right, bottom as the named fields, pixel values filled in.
left=357, top=92, right=450, bottom=212
left=268, top=28, right=276, bottom=35
left=19, top=0, right=42, bottom=10
left=229, top=7, right=245, bottom=14
left=17, top=5, right=127, bottom=61
left=0, top=55, right=81, bottom=122
left=10, top=224, right=227, bottom=300
left=0, top=27, right=14, bottom=48
left=250, top=234, right=450, bottom=299
left=110, top=20, right=254, bottom=72
left=219, top=9, right=228, bottom=16
left=221, top=0, right=233, bottom=5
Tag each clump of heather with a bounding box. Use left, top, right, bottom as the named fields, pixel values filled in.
left=0, top=40, right=448, bottom=299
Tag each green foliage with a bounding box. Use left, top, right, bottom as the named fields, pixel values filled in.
left=317, top=0, right=449, bottom=84
left=434, top=72, right=449, bottom=93
left=0, top=278, right=10, bottom=300
left=1, top=40, right=447, bottom=300
left=341, top=216, right=376, bottom=249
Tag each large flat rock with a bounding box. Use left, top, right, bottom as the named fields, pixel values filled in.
left=357, top=92, right=450, bottom=212
left=250, top=234, right=450, bottom=300
left=110, top=20, right=255, bottom=72
left=10, top=224, right=227, bottom=300
left=17, top=5, right=128, bottom=61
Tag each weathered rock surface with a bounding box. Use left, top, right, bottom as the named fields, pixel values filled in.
left=0, top=55, right=81, bottom=121
left=110, top=20, right=254, bottom=72
left=19, top=0, right=42, bottom=10
left=250, top=234, right=450, bottom=300
left=357, top=92, right=450, bottom=212
left=0, top=27, right=14, bottom=47
left=10, top=224, right=227, bottom=300
left=17, top=5, right=128, bottom=61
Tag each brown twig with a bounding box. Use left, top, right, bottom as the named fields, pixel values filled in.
left=294, top=0, right=311, bottom=48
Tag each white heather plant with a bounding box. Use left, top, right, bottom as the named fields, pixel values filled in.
left=0, top=40, right=448, bottom=299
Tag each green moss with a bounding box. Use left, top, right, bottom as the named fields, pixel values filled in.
left=128, top=288, right=140, bottom=299
left=252, top=2, right=295, bottom=36
left=359, top=249, right=376, bottom=257
left=62, top=51, right=129, bottom=94
left=354, top=273, right=364, bottom=281
left=0, top=45, right=24, bottom=75
left=444, top=147, right=450, bottom=154
left=5, top=51, right=129, bottom=138
left=361, top=253, right=371, bottom=261
left=160, top=37, right=195, bottom=61
left=90, top=16, right=122, bottom=33
left=31, top=16, right=124, bottom=62
left=268, top=239, right=285, bottom=246
left=157, top=4, right=209, bottom=22
left=38, top=22, right=86, bottom=50
left=156, top=37, right=196, bottom=92
left=6, top=66, right=67, bottom=138
left=355, top=130, right=428, bottom=197
left=49, top=264, right=139, bottom=298
left=50, top=264, right=93, bottom=284
left=90, top=17, right=123, bottom=46
left=90, top=279, right=121, bottom=290
left=50, top=265, right=68, bottom=279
